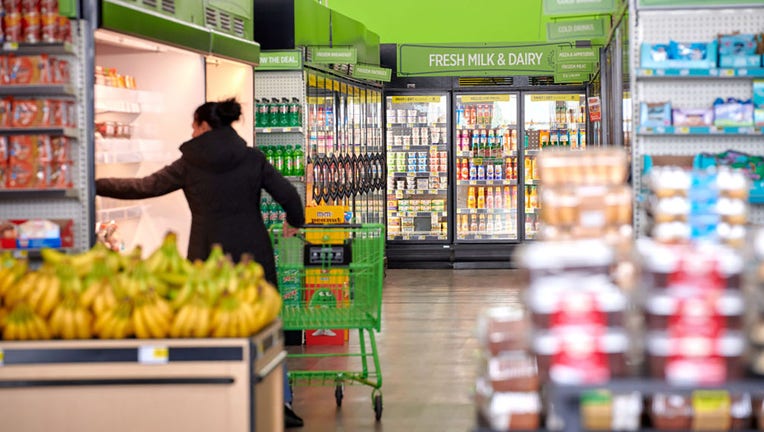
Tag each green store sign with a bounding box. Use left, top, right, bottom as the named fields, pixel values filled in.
left=543, top=0, right=616, bottom=16
left=398, top=43, right=567, bottom=77
left=547, top=18, right=608, bottom=41
left=555, top=71, right=591, bottom=83
left=556, top=61, right=595, bottom=73
left=257, top=50, right=302, bottom=70
left=352, top=64, right=392, bottom=82
left=557, top=47, right=599, bottom=62
left=639, top=0, right=760, bottom=6
left=310, top=47, right=358, bottom=64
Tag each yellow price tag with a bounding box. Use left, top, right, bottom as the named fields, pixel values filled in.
left=391, top=96, right=441, bottom=104
left=139, top=346, right=169, bottom=365
left=678, top=127, right=690, bottom=134
left=643, top=69, right=654, bottom=76
left=0, top=348, right=4, bottom=366
left=461, top=94, right=511, bottom=103
left=529, top=94, right=581, bottom=102
left=721, top=69, right=735, bottom=77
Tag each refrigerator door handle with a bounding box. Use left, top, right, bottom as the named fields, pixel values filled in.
left=255, top=350, right=288, bottom=384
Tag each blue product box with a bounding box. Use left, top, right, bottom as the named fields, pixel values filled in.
left=719, top=54, right=762, bottom=68
left=640, top=41, right=718, bottom=69
left=718, top=34, right=758, bottom=56
left=713, top=98, right=754, bottom=127
left=640, top=102, right=672, bottom=128
left=754, top=80, right=764, bottom=127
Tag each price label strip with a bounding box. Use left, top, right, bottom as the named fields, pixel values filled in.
left=139, top=346, right=169, bottom=365
left=0, top=348, right=4, bottom=367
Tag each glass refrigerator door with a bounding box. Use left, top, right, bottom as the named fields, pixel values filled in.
left=454, top=94, right=519, bottom=241
left=522, top=93, right=587, bottom=240
left=385, top=94, right=449, bottom=241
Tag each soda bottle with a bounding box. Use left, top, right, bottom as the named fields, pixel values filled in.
left=254, top=99, right=261, bottom=127
left=494, top=186, right=502, bottom=210
left=289, top=97, right=301, bottom=127
left=284, top=145, right=294, bottom=176
left=456, top=103, right=464, bottom=127
left=467, top=187, right=476, bottom=209
left=461, top=158, right=469, bottom=181
left=471, top=130, right=479, bottom=157
left=294, top=146, right=304, bottom=176
left=268, top=98, right=279, bottom=127
left=477, top=187, right=485, bottom=209
left=278, top=98, right=288, bottom=127
left=486, top=187, right=494, bottom=209
left=264, top=146, right=275, bottom=167
left=487, top=129, right=495, bottom=156
left=275, top=146, right=284, bottom=173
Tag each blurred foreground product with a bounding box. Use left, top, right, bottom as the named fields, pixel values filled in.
left=474, top=305, right=541, bottom=430
left=646, top=166, right=749, bottom=247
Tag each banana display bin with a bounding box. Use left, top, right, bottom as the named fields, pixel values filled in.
left=0, top=320, right=285, bottom=432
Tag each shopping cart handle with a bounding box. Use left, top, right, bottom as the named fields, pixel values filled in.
left=301, top=223, right=363, bottom=229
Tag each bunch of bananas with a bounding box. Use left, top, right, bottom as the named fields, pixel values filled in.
left=0, top=232, right=284, bottom=341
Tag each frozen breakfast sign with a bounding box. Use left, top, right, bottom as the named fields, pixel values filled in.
left=397, top=43, right=566, bottom=77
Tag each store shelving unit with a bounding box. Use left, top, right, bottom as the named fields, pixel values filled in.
left=0, top=21, right=93, bottom=253
left=629, top=1, right=764, bottom=231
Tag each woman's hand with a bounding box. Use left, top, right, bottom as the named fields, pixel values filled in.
left=282, top=223, right=299, bottom=238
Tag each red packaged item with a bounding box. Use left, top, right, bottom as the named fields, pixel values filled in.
left=66, top=100, right=76, bottom=127
left=0, top=57, right=9, bottom=85
left=51, top=57, right=70, bottom=84
left=50, top=136, right=69, bottom=162
left=6, top=159, right=39, bottom=188
left=9, top=135, right=37, bottom=163
left=3, top=0, right=22, bottom=12
left=35, top=134, right=51, bottom=162
left=39, top=0, right=55, bottom=13
left=49, top=99, right=63, bottom=126
left=57, top=16, right=70, bottom=43
left=0, top=98, right=11, bottom=127
left=47, top=162, right=72, bottom=188
left=0, top=164, right=7, bottom=189
left=0, top=136, right=8, bottom=161
left=12, top=98, right=50, bottom=127
left=8, top=55, right=52, bottom=84
left=3, top=12, right=23, bottom=43
left=22, top=11, right=41, bottom=43
left=40, top=12, right=57, bottom=43
left=20, top=0, right=38, bottom=13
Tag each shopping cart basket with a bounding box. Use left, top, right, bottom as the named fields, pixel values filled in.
left=271, top=223, right=385, bottom=420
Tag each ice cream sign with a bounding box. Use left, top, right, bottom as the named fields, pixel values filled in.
left=398, top=43, right=568, bottom=77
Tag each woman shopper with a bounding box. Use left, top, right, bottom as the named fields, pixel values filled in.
left=95, top=98, right=305, bottom=428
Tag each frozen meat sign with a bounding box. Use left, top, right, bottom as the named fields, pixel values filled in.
left=427, top=52, right=544, bottom=68
left=398, top=42, right=560, bottom=77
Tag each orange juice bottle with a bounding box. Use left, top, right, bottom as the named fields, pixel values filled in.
left=530, top=186, right=538, bottom=209
left=477, top=187, right=486, bottom=209
left=524, top=157, right=533, bottom=180
left=469, top=215, right=478, bottom=232
left=460, top=214, right=469, bottom=234
left=504, top=186, right=512, bottom=209
left=467, top=187, right=476, bottom=209
left=494, top=186, right=502, bottom=209
left=486, top=187, right=494, bottom=209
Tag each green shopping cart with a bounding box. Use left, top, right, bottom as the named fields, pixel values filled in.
left=271, top=223, right=385, bottom=421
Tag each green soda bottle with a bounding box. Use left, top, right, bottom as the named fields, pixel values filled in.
left=275, top=146, right=285, bottom=173
left=294, top=146, right=304, bottom=176
left=284, top=145, right=294, bottom=176
left=264, top=146, right=275, bottom=167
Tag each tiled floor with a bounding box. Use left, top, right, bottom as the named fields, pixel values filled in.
left=289, top=269, right=523, bottom=432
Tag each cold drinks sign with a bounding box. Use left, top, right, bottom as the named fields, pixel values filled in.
left=397, top=43, right=569, bottom=77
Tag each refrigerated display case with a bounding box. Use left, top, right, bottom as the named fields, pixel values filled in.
left=454, top=93, right=519, bottom=242
left=523, top=93, right=587, bottom=240
left=385, top=94, right=449, bottom=242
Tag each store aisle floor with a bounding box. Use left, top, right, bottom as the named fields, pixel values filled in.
left=288, top=269, right=523, bottom=432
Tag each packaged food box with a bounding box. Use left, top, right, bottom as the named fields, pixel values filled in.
left=6, top=55, right=53, bottom=84
left=476, top=306, right=529, bottom=355
left=650, top=391, right=752, bottom=431
left=646, top=331, right=746, bottom=384
left=11, top=98, right=51, bottom=127
left=673, top=108, right=714, bottom=127
left=644, top=290, right=745, bottom=331
left=475, top=380, right=541, bottom=431
left=0, top=98, right=11, bottom=127
left=480, top=351, right=538, bottom=392
left=580, top=390, right=642, bottom=431
left=6, top=159, right=41, bottom=188
left=533, top=330, right=629, bottom=385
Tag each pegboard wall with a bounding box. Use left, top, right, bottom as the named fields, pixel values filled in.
left=254, top=70, right=305, bottom=101
left=637, top=79, right=753, bottom=106
left=637, top=8, right=764, bottom=44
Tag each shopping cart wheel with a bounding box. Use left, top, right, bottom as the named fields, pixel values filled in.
left=334, top=384, right=344, bottom=407
left=373, top=392, right=383, bottom=421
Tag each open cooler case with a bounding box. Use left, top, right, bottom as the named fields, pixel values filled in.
left=454, top=93, right=519, bottom=242
left=385, top=93, right=449, bottom=242
left=522, top=93, right=587, bottom=240
left=93, top=31, right=254, bottom=255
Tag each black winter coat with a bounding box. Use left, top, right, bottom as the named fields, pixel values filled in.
left=96, top=126, right=305, bottom=285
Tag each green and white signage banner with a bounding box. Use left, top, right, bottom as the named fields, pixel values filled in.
left=556, top=61, right=595, bottom=73
left=398, top=43, right=566, bottom=77
left=351, top=63, right=392, bottom=82
left=557, top=47, right=599, bottom=63
left=555, top=71, right=590, bottom=83
left=257, top=50, right=302, bottom=70
left=310, top=47, right=358, bottom=64
left=547, top=18, right=608, bottom=41
left=543, top=0, right=616, bottom=16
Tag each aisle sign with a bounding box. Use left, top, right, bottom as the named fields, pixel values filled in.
left=310, top=47, right=357, bottom=64
left=257, top=50, right=302, bottom=70
left=588, top=97, right=602, bottom=122
left=461, top=95, right=511, bottom=103
left=351, top=64, right=392, bottom=82
left=557, top=61, right=595, bottom=73
left=543, top=0, right=616, bottom=15
left=531, top=94, right=582, bottom=102
left=557, top=48, right=599, bottom=63
left=398, top=42, right=562, bottom=77
left=138, top=346, right=169, bottom=365
left=555, top=71, right=591, bottom=83
left=391, top=96, right=441, bottom=104
left=547, top=18, right=608, bottom=41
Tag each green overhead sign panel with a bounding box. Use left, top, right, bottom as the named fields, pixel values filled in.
left=543, top=0, right=616, bottom=15
left=556, top=61, right=595, bottom=73
left=555, top=71, right=590, bottom=83
left=398, top=43, right=568, bottom=77
left=310, top=47, right=358, bottom=64
left=557, top=47, right=599, bottom=62
left=257, top=50, right=303, bottom=70
left=547, top=18, right=608, bottom=41
left=352, top=63, right=392, bottom=82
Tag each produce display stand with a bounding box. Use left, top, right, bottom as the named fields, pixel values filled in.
left=0, top=320, right=285, bottom=432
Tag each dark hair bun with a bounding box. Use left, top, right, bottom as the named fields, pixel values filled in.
left=215, top=98, right=242, bottom=126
